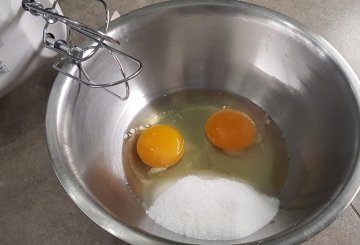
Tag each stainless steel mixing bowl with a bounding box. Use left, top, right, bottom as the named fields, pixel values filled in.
left=46, top=1, right=360, bottom=244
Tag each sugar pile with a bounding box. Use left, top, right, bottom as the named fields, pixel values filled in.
left=147, top=175, right=279, bottom=240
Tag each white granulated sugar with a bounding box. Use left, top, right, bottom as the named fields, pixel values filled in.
left=147, top=175, right=279, bottom=240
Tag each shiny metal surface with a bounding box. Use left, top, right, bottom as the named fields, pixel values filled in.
left=46, top=1, right=360, bottom=244
left=22, top=0, right=142, bottom=90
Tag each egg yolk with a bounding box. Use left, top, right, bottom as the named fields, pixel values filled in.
left=205, top=109, right=256, bottom=152
left=136, top=124, right=185, bottom=168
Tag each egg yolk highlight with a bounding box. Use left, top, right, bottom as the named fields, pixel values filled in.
left=136, top=124, right=185, bottom=168
left=205, top=109, right=256, bottom=152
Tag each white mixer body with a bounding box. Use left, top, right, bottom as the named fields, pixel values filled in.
left=0, top=0, right=66, bottom=97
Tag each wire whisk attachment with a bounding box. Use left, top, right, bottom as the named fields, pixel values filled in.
left=22, top=0, right=142, bottom=100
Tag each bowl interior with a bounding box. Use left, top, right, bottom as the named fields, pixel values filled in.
left=47, top=1, right=360, bottom=244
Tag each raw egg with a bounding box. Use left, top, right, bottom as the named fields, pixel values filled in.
left=205, top=109, right=256, bottom=152
left=136, top=124, right=184, bottom=168
left=124, top=90, right=289, bottom=203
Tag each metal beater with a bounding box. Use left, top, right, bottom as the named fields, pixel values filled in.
left=22, top=0, right=142, bottom=100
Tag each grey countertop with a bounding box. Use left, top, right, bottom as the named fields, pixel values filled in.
left=1, top=0, right=360, bottom=244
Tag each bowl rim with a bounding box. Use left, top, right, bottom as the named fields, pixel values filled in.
left=46, top=1, right=360, bottom=244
